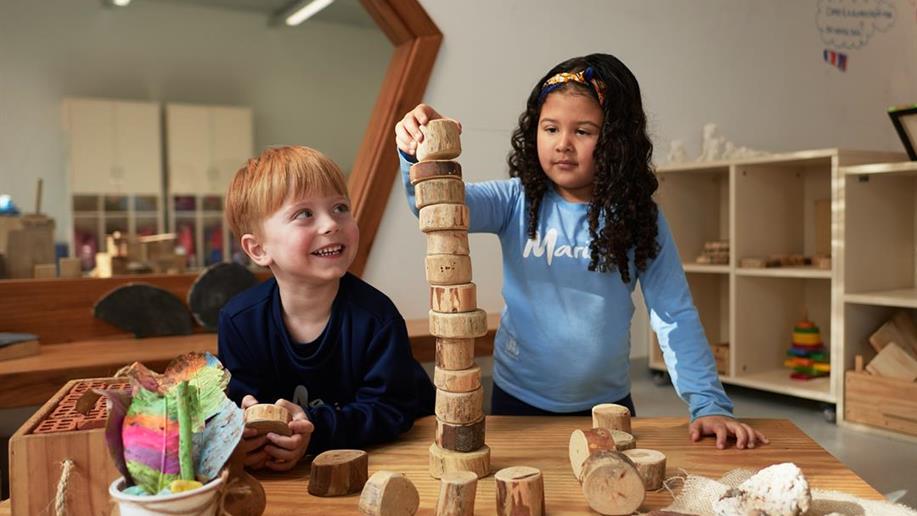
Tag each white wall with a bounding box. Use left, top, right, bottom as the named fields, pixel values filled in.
left=0, top=0, right=389, bottom=242
left=364, top=0, right=917, bottom=358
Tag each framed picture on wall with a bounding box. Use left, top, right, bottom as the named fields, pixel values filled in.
left=889, top=104, right=917, bottom=161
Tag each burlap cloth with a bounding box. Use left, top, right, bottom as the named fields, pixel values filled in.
left=652, top=468, right=916, bottom=515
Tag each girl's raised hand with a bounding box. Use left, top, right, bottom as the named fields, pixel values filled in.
left=395, top=104, right=460, bottom=156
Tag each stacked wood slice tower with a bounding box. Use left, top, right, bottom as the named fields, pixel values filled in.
left=412, top=119, right=490, bottom=479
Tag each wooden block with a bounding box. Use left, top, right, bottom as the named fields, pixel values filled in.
left=358, top=470, right=419, bottom=516
left=611, top=430, right=636, bottom=451
left=244, top=403, right=292, bottom=436
left=865, top=343, right=917, bottom=381
left=592, top=403, right=632, bottom=433
left=0, top=333, right=40, bottom=362
left=568, top=428, right=616, bottom=480
left=409, top=160, right=463, bottom=185
left=33, top=263, right=56, bottom=278
left=868, top=315, right=917, bottom=358
left=739, top=257, right=767, bottom=268
left=416, top=178, right=465, bottom=209
left=427, top=231, right=470, bottom=256
left=891, top=311, right=917, bottom=357
left=579, top=451, right=645, bottom=516
left=622, top=448, right=667, bottom=490
left=429, top=443, right=491, bottom=479
left=435, top=387, right=484, bottom=424
left=435, top=470, right=478, bottom=516
left=854, top=354, right=864, bottom=372
left=425, top=255, right=472, bottom=286
left=435, top=416, right=486, bottom=452
left=417, top=119, right=461, bottom=162
left=308, top=449, right=369, bottom=497
left=429, top=309, right=488, bottom=339
left=434, top=365, right=481, bottom=393
left=419, top=204, right=469, bottom=233
left=430, top=283, right=477, bottom=313
left=845, top=370, right=917, bottom=437
left=436, top=338, right=476, bottom=370
left=58, top=257, right=83, bottom=278
left=812, top=254, right=831, bottom=270
left=495, top=466, right=544, bottom=516
left=6, top=222, right=55, bottom=279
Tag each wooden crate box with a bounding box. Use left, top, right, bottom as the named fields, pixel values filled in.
left=9, top=377, right=127, bottom=516
left=845, top=370, right=917, bottom=437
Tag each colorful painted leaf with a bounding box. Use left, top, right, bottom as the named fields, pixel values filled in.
left=97, top=388, right=133, bottom=484
left=162, top=352, right=230, bottom=420
left=193, top=398, right=244, bottom=482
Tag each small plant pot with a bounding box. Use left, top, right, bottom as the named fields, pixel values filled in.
left=108, top=475, right=225, bottom=516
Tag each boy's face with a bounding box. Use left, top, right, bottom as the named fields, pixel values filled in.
left=536, top=90, right=603, bottom=203
left=246, top=190, right=358, bottom=285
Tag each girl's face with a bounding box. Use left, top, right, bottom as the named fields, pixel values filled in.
left=536, top=90, right=604, bottom=203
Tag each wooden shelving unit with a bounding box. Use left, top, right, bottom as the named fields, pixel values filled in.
left=836, top=160, right=917, bottom=440
left=649, top=149, right=905, bottom=409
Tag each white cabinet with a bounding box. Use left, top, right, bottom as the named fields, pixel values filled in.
left=165, top=103, right=253, bottom=268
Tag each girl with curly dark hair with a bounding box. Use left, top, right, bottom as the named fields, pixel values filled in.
left=395, top=54, right=766, bottom=449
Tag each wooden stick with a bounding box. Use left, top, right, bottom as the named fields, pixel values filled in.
left=417, top=119, right=461, bottom=162
left=419, top=204, right=469, bottom=233
left=435, top=416, right=486, bottom=452
left=592, top=403, right=632, bottom=433
left=425, top=255, right=473, bottom=286
left=568, top=428, right=616, bottom=480
left=35, top=178, right=43, bottom=214
left=416, top=178, right=465, bottom=209
left=436, top=338, right=476, bottom=370
left=429, top=309, right=488, bottom=339
left=579, top=451, right=645, bottom=515
left=308, top=449, right=369, bottom=497
left=409, top=160, right=462, bottom=185
left=358, top=470, right=419, bottom=516
left=854, top=354, right=864, bottom=372
left=430, top=283, right=477, bottom=313
left=427, top=231, right=470, bottom=256
left=622, top=448, right=667, bottom=490
left=429, top=443, right=491, bottom=479
left=435, top=470, right=478, bottom=516
left=495, top=466, right=544, bottom=516
left=435, top=387, right=484, bottom=424
left=244, top=403, right=292, bottom=436
left=434, top=365, right=481, bottom=393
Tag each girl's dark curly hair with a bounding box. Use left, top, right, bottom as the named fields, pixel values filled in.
left=508, top=53, right=659, bottom=283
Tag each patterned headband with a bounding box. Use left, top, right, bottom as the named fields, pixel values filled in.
left=538, top=67, right=606, bottom=106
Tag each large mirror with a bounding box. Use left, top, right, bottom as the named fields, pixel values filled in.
left=0, top=0, right=394, bottom=279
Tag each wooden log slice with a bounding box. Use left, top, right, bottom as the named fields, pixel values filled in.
left=409, top=160, right=462, bottom=185
left=435, top=387, right=484, bottom=424
left=358, top=470, right=420, bottom=516
left=430, top=283, right=477, bottom=313
left=417, top=119, right=461, bottom=161
left=435, top=416, right=486, bottom=452
left=419, top=204, right=469, bottom=233
left=427, top=231, right=470, bottom=256
left=429, top=309, right=488, bottom=339
left=416, top=178, right=465, bottom=209
left=436, top=338, right=476, bottom=370
left=569, top=427, right=616, bottom=480
left=429, top=443, right=491, bottom=479
left=244, top=403, right=292, bottom=436
left=495, top=466, right=544, bottom=516
left=592, top=403, right=632, bottom=433
left=435, top=470, right=478, bottom=516
left=433, top=365, right=481, bottom=393
left=622, top=449, right=667, bottom=490
left=308, top=449, right=369, bottom=497
left=579, top=451, right=645, bottom=515
left=425, top=255, right=472, bottom=286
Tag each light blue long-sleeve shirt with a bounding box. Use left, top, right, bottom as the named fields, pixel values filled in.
left=400, top=153, right=734, bottom=420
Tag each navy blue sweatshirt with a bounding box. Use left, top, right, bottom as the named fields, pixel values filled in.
left=217, top=273, right=435, bottom=454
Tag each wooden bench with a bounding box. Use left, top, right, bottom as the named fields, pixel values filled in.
left=0, top=274, right=498, bottom=408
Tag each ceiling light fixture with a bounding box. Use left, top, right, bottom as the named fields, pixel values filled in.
left=284, top=0, right=334, bottom=26
left=112, top=0, right=131, bottom=6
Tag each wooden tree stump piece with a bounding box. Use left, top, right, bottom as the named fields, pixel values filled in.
left=611, top=430, right=636, bottom=451
left=244, top=403, right=292, bottom=436
left=409, top=160, right=462, bottom=185
left=435, top=387, right=484, bottom=424
left=435, top=470, right=478, bottom=516
left=308, top=449, right=369, bottom=497
left=416, top=178, right=465, bottom=209
left=417, top=119, right=461, bottom=161
left=188, top=262, right=259, bottom=330
left=436, top=338, right=476, bottom=370
left=419, top=204, right=469, bottom=233
left=425, top=255, right=473, bottom=286
left=427, top=231, right=470, bottom=255
left=430, top=283, right=477, bottom=313
left=569, top=428, right=617, bottom=480
left=495, top=466, right=545, bottom=516
left=358, top=470, right=419, bottom=516
left=93, top=284, right=193, bottom=338
left=429, top=443, right=491, bottom=479
left=429, top=309, right=488, bottom=339
left=622, top=448, right=667, bottom=490
left=434, top=365, right=481, bottom=393
left=435, top=416, right=486, bottom=452
left=592, top=403, right=632, bottom=433
left=579, top=451, right=645, bottom=515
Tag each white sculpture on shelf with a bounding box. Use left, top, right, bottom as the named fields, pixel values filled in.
left=697, top=123, right=725, bottom=162
left=667, top=140, right=688, bottom=163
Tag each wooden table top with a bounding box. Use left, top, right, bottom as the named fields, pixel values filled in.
left=0, top=415, right=881, bottom=514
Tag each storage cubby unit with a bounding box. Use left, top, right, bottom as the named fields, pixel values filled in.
left=71, top=194, right=163, bottom=270
left=647, top=149, right=906, bottom=412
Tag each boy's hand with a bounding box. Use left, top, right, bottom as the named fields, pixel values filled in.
left=262, top=399, right=315, bottom=472
left=239, top=395, right=271, bottom=470
left=689, top=415, right=769, bottom=450
left=395, top=104, right=461, bottom=156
